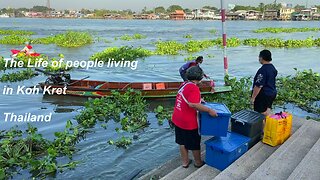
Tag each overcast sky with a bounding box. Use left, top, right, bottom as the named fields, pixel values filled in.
left=0, top=0, right=317, bottom=11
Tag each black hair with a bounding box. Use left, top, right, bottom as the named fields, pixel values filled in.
left=186, top=66, right=204, bottom=81
left=196, top=56, right=203, bottom=63
left=259, top=50, right=272, bottom=61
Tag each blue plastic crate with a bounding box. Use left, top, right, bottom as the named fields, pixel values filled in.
left=200, top=103, right=231, bottom=137
left=205, top=132, right=250, bottom=171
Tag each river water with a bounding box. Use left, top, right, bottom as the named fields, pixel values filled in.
left=0, top=19, right=319, bottom=179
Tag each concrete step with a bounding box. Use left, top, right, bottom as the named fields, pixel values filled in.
left=247, top=120, right=320, bottom=180
left=160, top=151, right=206, bottom=180
left=287, top=136, right=320, bottom=180
left=212, top=117, right=305, bottom=180
left=184, top=165, right=220, bottom=180
left=138, top=137, right=210, bottom=180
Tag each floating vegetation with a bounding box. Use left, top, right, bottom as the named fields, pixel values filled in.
left=0, top=68, right=37, bottom=82
left=0, top=31, right=93, bottom=47
left=184, top=40, right=215, bottom=53
left=0, top=56, right=6, bottom=72
left=91, top=46, right=153, bottom=61
left=0, top=29, right=35, bottom=35
left=0, top=35, right=30, bottom=45
left=209, top=29, right=217, bottom=34
left=108, top=136, right=133, bottom=149
left=155, top=41, right=185, bottom=55
left=154, top=105, right=172, bottom=126
left=184, top=34, right=193, bottom=39
left=49, top=31, right=93, bottom=48
left=253, top=27, right=320, bottom=33
left=243, top=37, right=318, bottom=48
left=207, top=69, right=320, bottom=115
left=118, top=34, right=147, bottom=41
left=276, top=69, right=320, bottom=114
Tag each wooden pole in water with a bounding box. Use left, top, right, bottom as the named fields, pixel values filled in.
left=220, top=0, right=228, bottom=76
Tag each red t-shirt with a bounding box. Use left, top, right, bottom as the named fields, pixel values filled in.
left=172, top=82, right=201, bottom=130
left=27, top=45, right=32, bottom=49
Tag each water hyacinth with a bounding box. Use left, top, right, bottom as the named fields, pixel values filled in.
left=0, top=29, right=35, bottom=35
left=253, top=27, right=320, bottom=33
left=0, top=68, right=37, bottom=82
left=91, top=46, right=153, bottom=61
left=0, top=35, right=30, bottom=45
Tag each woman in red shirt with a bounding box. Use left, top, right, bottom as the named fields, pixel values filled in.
left=172, top=66, right=217, bottom=168
left=21, top=42, right=34, bottom=55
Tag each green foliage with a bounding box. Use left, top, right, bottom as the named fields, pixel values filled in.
left=207, top=69, right=320, bottom=115
left=76, top=89, right=148, bottom=132
left=184, top=34, right=193, bottom=39
left=0, top=56, right=6, bottom=72
left=253, top=27, right=320, bottom=33
left=155, top=6, right=166, bottom=14
left=209, top=29, right=217, bottom=34
left=91, top=46, right=153, bottom=61
left=184, top=40, right=215, bottom=53
left=243, top=38, right=260, bottom=46
left=167, top=5, right=184, bottom=13
left=108, top=136, right=132, bottom=149
left=207, top=76, right=253, bottom=113
left=154, top=106, right=172, bottom=126
left=0, top=29, right=35, bottom=35
left=50, top=31, right=93, bottom=48
left=0, top=69, right=37, bottom=82
left=0, top=35, right=30, bottom=45
left=155, top=41, right=185, bottom=55
left=0, top=124, right=78, bottom=179
left=118, top=34, right=147, bottom=41
left=276, top=69, right=320, bottom=114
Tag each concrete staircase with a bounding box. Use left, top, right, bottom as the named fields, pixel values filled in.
left=138, top=117, right=320, bottom=180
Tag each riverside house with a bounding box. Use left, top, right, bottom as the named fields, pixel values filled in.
left=170, top=10, right=185, bottom=20
left=264, top=9, right=279, bottom=20
left=279, top=7, right=295, bottom=20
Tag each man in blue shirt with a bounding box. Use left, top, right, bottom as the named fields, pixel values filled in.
left=179, top=56, right=209, bottom=81
left=251, top=50, right=278, bottom=115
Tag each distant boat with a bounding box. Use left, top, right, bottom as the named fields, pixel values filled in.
left=0, top=14, right=10, bottom=18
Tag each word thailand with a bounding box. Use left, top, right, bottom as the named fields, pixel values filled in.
left=4, top=112, right=52, bottom=122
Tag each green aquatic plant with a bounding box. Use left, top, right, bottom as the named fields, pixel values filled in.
left=91, top=46, right=153, bottom=61
left=0, top=123, right=80, bottom=179
left=209, top=29, right=217, bottom=34
left=243, top=38, right=260, bottom=46
left=154, top=105, right=173, bottom=126
left=253, top=27, right=320, bottom=33
left=0, top=29, right=35, bottom=35
left=52, top=31, right=93, bottom=48
left=184, top=34, right=193, bottom=39
left=118, top=34, right=147, bottom=41
left=184, top=40, right=215, bottom=53
left=0, top=35, right=30, bottom=45
left=0, top=56, right=6, bottom=72
left=0, top=68, right=38, bottom=82
left=155, top=41, right=185, bottom=55
left=108, top=136, right=133, bottom=149
left=276, top=69, right=320, bottom=114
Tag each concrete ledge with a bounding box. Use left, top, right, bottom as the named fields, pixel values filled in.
left=288, top=136, right=320, bottom=180
left=247, top=120, right=320, bottom=180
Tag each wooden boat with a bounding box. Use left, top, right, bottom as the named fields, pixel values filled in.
left=39, top=79, right=232, bottom=98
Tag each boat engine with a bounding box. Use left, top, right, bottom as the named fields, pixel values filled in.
left=45, top=70, right=71, bottom=85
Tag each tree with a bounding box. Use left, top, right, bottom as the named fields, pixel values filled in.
left=167, top=5, right=183, bottom=13
left=294, top=4, right=306, bottom=12
left=202, top=6, right=218, bottom=11
left=155, top=6, right=166, bottom=14
left=31, top=6, right=54, bottom=12
left=258, top=3, right=265, bottom=13
left=233, top=5, right=258, bottom=11
left=184, top=8, right=192, bottom=13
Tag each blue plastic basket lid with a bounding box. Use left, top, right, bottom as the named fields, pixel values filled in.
left=205, top=132, right=250, bottom=153
left=203, top=103, right=231, bottom=117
